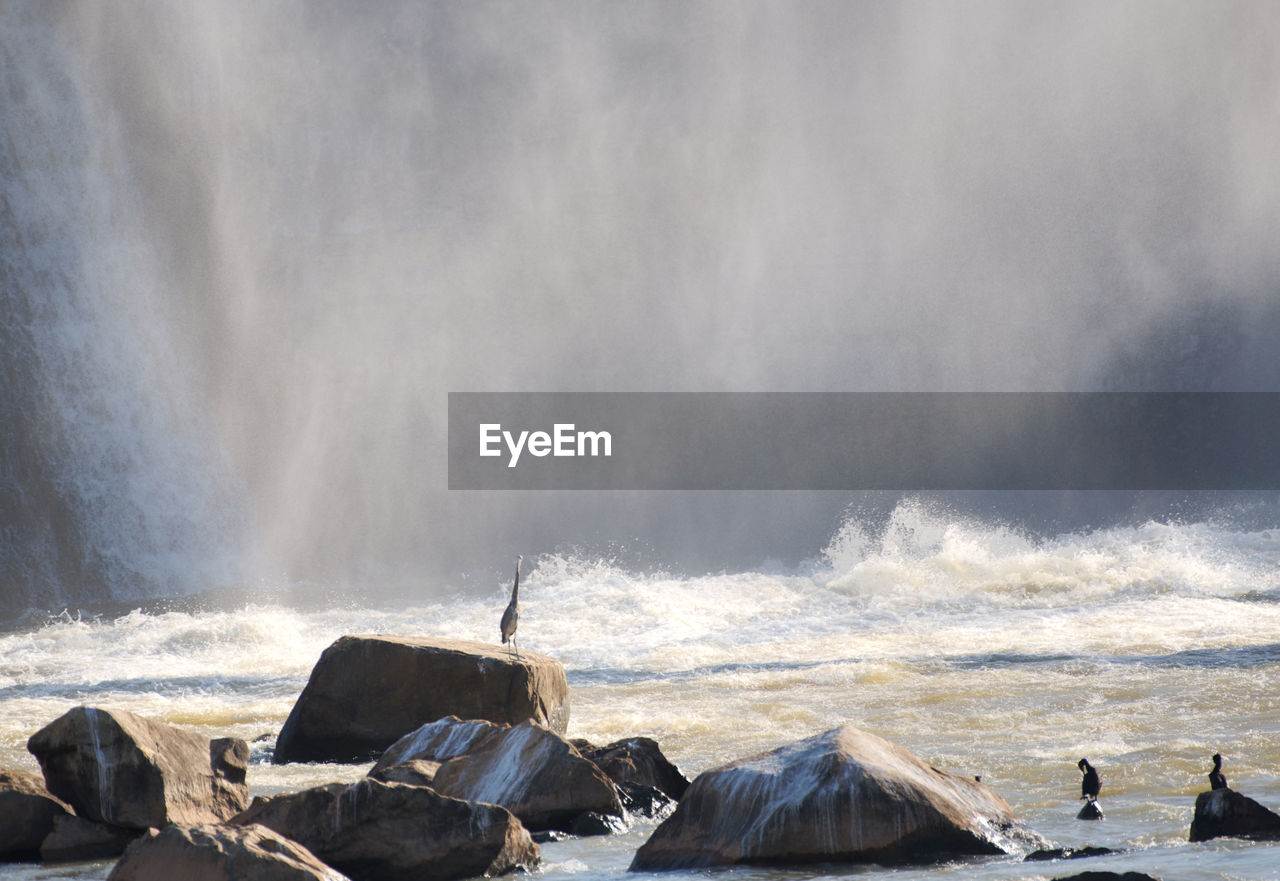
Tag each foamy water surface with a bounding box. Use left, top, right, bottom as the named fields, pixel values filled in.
left=2, top=504, right=1279, bottom=880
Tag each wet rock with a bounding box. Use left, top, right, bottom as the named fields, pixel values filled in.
left=1049, top=873, right=1160, bottom=881
left=0, top=769, right=73, bottom=861
left=427, top=719, right=624, bottom=832
left=617, top=781, right=676, bottom=819
left=1077, top=800, right=1105, bottom=820
left=1025, top=845, right=1115, bottom=861
left=27, top=706, right=250, bottom=829
left=107, top=823, right=347, bottom=881
left=368, top=759, right=440, bottom=788
left=369, top=716, right=504, bottom=777
left=274, top=636, right=569, bottom=764
left=630, top=724, right=1048, bottom=870
left=40, top=814, right=141, bottom=862
left=571, top=736, right=689, bottom=800
left=1189, top=787, right=1280, bottom=842
left=232, top=778, right=539, bottom=881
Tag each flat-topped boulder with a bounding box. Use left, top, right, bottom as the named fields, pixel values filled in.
left=631, top=724, right=1047, bottom=870
left=27, top=707, right=249, bottom=830
left=107, top=823, right=347, bottom=881
left=370, top=716, right=623, bottom=833
left=0, top=768, right=72, bottom=861
left=231, top=778, right=539, bottom=881
left=1189, top=787, right=1280, bottom=842
left=273, top=636, right=569, bottom=764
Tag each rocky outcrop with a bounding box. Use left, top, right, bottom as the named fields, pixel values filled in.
left=1189, top=787, right=1280, bottom=842
left=273, top=636, right=569, bottom=764
left=107, top=823, right=347, bottom=881
left=630, top=725, right=1047, bottom=870
left=370, top=716, right=622, bottom=832
left=231, top=778, right=539, bottom=881
left=1049, top=873, right=1160, bottom=881
left=40, top=815, right=140, bottom=862
left=27, top=706, right=250, bottom=829
left=572, top=736, right=689, bottom=801
left=0, top=769, right=72, bottom=861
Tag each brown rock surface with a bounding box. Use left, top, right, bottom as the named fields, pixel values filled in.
left=0, top=768, right=72, bottom=860
left=273, top=636, right=569, bottom=764
left=631, top=724, right=1046, bottom=869
left=107, top=823, right=347, bottom=881
left=40, top=814, right=141, bottom=862
left=27, top=706, right=249, bottom=830
left=571, top=736, right=689, bottom=800
left=231, top=778, right=539, bottom=881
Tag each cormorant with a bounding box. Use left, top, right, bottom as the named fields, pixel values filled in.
left=1209, top=753, right=1228, bottom=790
left=1078, top=758, right=1100, bottom=802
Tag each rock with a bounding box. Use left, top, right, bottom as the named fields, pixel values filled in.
left=630, top=724, right=1047, bottom=870
left=107, top=823, right=347, bottom=881
left=40, top=814, right=141, bottom=862
left=1025, top=845, right=1115, bottom=861
left=384, top=716, right=623, bottom=832
left=0, top=768, right=73, bottom=861
left=368, top=759, right=441, bottom=788
left=571, top=736, right=689, bottom=800
left=1189, top=787, right=1280, bottom=842
left=273, top=636, right=569, bottom=764
left=27, top=706, right=250, bottom=829
left=231, top=778, right=539, bottom=881
left=1077, top=800, right=1104, bottom=820
left=617, top=781, right=676, bottom=819
left=1050, top=873, right=1160, bottom=881
left=370, top=717, right=504, bottom=777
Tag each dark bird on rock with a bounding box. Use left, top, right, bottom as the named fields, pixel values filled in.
left=500, top=555, right=522, bottom=657
left=1078, top=758, right=1100, bottom=802
left=1209, top=753, right=1228, bottom=790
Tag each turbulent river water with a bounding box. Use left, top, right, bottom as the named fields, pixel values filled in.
left=2, top=503, right=1279, bottom=880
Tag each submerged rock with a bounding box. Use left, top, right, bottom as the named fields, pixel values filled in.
left=1025, top=845, right=1116, bottom=861
left=274, top=636, right=569, bottom=764
left=1049, top=873, right=1160, bottom=881
left=107, top=823, right=346, bottom=881
left=630, top=724, right=1047, bottom=870
left=27, top=706, right=249, bottom=829
left=1189, top=787, right=1280, bottom=842
left=232, top=778, right=539, bottom=881
left=0, top=768, right=72, bottom=861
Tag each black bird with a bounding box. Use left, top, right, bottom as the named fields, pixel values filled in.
left=500, top=555, right=522, bottom=657
left=1078, top=758, right=1100, bottom=802
left=1209, top=753, right=1228, bottom=790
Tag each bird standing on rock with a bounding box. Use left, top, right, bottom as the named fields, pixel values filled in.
left=1209, top=753, right=1228, bottom=790
left=500, top=555, right=522, bottom=658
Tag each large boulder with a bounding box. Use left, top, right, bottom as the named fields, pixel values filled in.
left=630, top=725, right=1047, bottom=870
left=1189, top=787, right=1280, bottom=842
left=369, top=716, right=623, bottom=832
left=273, top=636, right=569, bottom=764
left=107, top=823, right=347, bottom=881
left=231, top=778, right=539, bottom=881
left=27, top=707, right=249, bottom=830
left=0, top=768, right=72, bottom=860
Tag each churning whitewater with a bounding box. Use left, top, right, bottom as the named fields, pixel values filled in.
left=1, top=503, right=1279, bottom=880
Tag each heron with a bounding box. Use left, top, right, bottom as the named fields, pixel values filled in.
left=500, top=555, right=522, bottom=658
left=1078, top=758, right=1100, bottom=802
left=1209, top=753, right=1228, bottom=790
